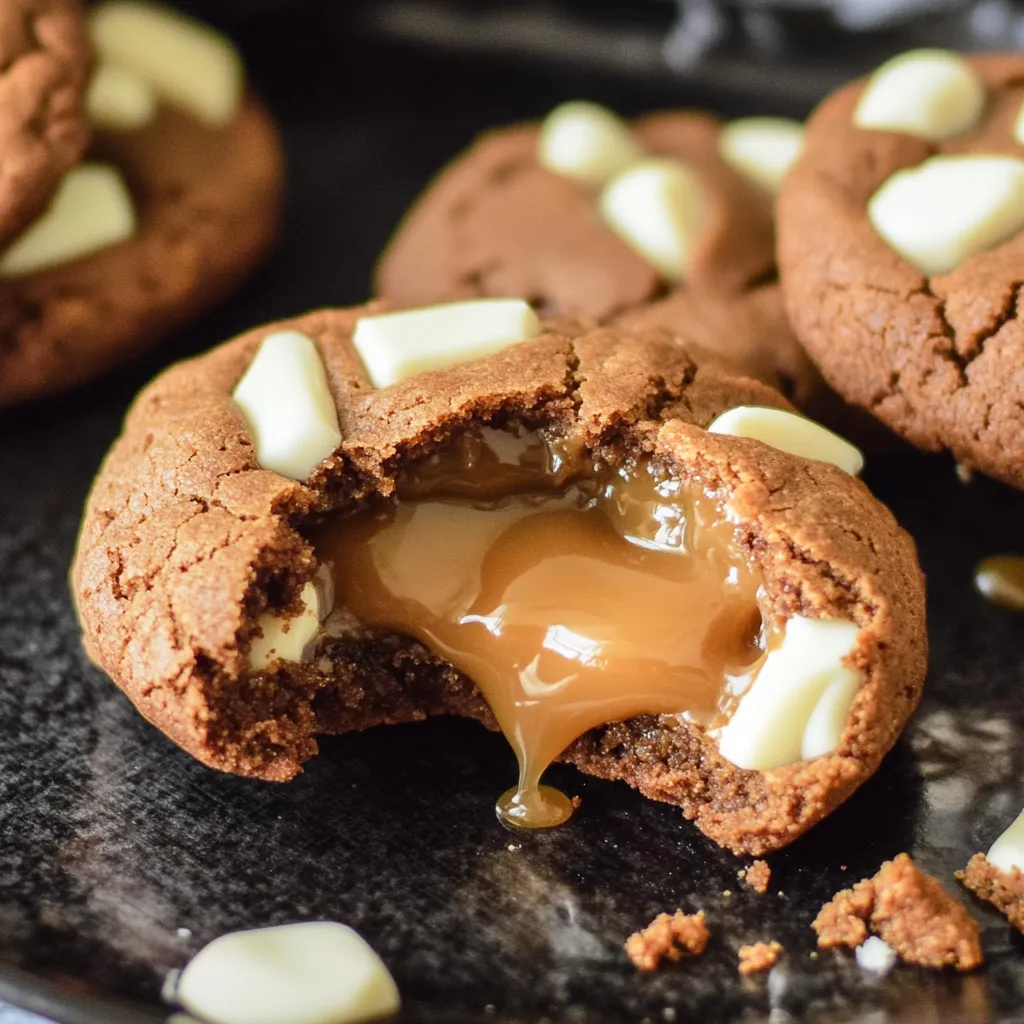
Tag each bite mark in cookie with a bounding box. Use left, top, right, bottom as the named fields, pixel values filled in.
left=72, top=302, right=926, bottom=854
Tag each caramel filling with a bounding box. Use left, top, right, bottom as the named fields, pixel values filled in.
left=315, top=429, right=771, bottom=828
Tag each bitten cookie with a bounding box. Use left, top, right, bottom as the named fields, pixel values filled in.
left=0, top=0, right=92, bottom=251
left=778, top=49, right=1024, bottom=488
left=0, top=1, right=283, bottom=407
left=72, top=299, right=927, bottom=855
left=374, top=104, right=824, bottom=408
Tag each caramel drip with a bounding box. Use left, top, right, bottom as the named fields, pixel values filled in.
left=315, top=429, right=768, bottom=828
left=975, top=555, right=1024, bottom=612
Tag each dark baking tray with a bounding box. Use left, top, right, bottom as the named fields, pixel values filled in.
left=4, top=5, right=1024, bottom=1023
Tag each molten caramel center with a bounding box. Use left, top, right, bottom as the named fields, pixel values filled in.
left=315, top=429, right=769, bottom=828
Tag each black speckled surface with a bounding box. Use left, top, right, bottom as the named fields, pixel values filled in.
left=4, top=6, right=1024, bottom=1023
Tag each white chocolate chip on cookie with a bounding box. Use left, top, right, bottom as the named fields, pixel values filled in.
left=86, top=63, right=157, bottom=131
left=708, top=406, right=864, bottom=475
left=352, top=299, right=541, bottom=388
left=176, top=922, right=400, bottom=1024
left=537, top=101, right=644, bottom=187
left=90, top=1, right=244, bottom=127
left=249, top=568, right=333, bottom=672
left=854, top=49, right=985, bottom=141
left=719, top=117, right=804, bottom=193
left=599, top=158, right=704, bottom=280
left=986, top=807, right=1024, bottom=874
left=868, top=155, right=1024, bottom=275
left=717, top=617, right=862, bottom=771
left=233, top=331, right=342, bottom=482
left=0, top=164, right=136, bottom=277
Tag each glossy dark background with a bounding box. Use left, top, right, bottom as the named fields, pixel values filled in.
left=5, top=2, right=1024, bottom=1022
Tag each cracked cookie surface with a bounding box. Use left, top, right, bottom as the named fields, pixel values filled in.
left=72, top=307, right=927, bottom=855
left=0, top=95, right=283, bottom=407
left=0, top=0, right=91, bottom=252
left=778, top=55, right=1024, bottom=488
left=374, top=112, right=823, bottom=408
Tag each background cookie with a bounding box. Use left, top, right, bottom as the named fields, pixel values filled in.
left=374, top=107, right=826, bottom=407
left=0, top=1, right=283, bottom=407
left=778, top=51, right=1024, bottom=488
left=0, top=0, right=91, bottom=251
left=72, top=302, right=926, bottom=855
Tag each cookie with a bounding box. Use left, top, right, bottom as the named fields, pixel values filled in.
left=374, top=104, right=824, bottom=407
left=0, top=0, right=92, bottom=252
left=0, top=1, right=283, bottom=407
left=72, top=299, right=926, bottom=855
left=778, top=49, right=1024, bottom=488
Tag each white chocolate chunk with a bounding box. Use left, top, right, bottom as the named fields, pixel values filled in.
left=800, top=671, right=860, bottom=760
left=599, top=158, right=703, bottom=280
left=86, top=62, right=157, bottom=130
left=707, top=406, right=864, bottom=476
left=719, top=117, right=804, bottom=193
left=854, top=49, right=985, bottom=141
left=176, top=922, right=400, bottom=1024
left=537, top=101, right=644, bottom=187
left=233, top=331, right=342, bottom=482
left=856, top=936, right=897, bottom=976
left=868, top=155, right=1024, bottom=275
left=0, top=164, right=135, bottom=277
left=90, top=1, right=243, bottom=126
left=1014, top=100, right=1024, bottom=145
left=717, top=617, right=861, bottom=772
left=352, top=299, right=541, bottom=388
left=249, top=574, right=332, bottom=672
left=986, top=806, right=1024, bottom=874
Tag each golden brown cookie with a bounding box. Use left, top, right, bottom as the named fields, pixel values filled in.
left=0, top=2, right=283, bottom=406
left=72, top=303, right=926, bottom=855
left=778, top=51, right=1024, bottom=488
left=375, top=108, right=825, bottom=407
left=0, top=0, right=92, bottom=250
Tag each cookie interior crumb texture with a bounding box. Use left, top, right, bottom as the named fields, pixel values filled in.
left=813, top=853, right=983, bottom=970
left=957, top=853, right=1024, bottom=932
left=71, top=307, right=927, bottom=855
left=625, top=910, right=709, bottom=971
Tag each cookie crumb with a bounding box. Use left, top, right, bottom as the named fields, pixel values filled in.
left=625, top=910, right=709, bottom=971
left=743, top=860, right=771, bottom=894
left=809, top=951, right=819, bottom=960
left=812, top=853, right=982, bottom=970
left=571, top=795, right=582, bottom=810
left=722, top=889, right=732, bottom=898
left=957, top=853, right=1024, bottom=932
left=662, top=1009, right=677, bottom=1022
left=738, top=941, right=782, bottom=975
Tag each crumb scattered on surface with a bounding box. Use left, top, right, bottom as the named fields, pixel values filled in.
left=738, top=941, right=782, bottom=975
left=957, top=853, right=1024, bottom=932
left=722, top=889, right=732, bottom=898
left=812, top=853, right=983, bottom=970
left=809, top=951, right=819, bottom=960
left=625, top=910, right=709, bottom=971
left=742, top=860, right=771, bottom=894
left=571, top=795, right=582, bottom=810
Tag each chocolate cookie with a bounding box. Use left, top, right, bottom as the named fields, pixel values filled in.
left=0, top=2, right=283, bottom=406
left=778, top=50, right=1024, bottom=488
left=374, top=105, right=824, bottom=407
left=72, top=300, right=926, bottom=855
left=0, top=0, right=91, bottom=251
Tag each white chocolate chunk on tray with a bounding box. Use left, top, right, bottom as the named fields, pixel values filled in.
left=86, top=62, right=157, bottom=130
left=868, top=155, right=1024, bottom=276
left=599, top=158, right=704, bottom=280
left=537, top=100, right=644, bottom=186
left=854, top=48, right=985, bottom=141
left=717, top=617, right=862, bottom=771
left=176, top=922, right=400, bottom=1024
left=233, top=331, right=342, bottom=482
left=719, top=117, right=804, bottom=193
left=90, top=0, right=243, bottom=126
left=352, top=299, right=541, bottom=388
left=987, top=806, right=1024, bottom=875
left=707, top=406, right=864, bottom=476
left=0, top=164, right=136, bottom=277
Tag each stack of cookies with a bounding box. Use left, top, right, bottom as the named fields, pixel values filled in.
left=62, top=32, right=1024, bottom=945
left=0, top=0, right=283, bottom=407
